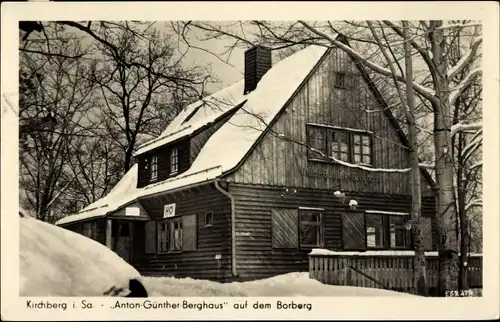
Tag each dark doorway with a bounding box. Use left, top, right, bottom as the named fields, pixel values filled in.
left=112, top=220, right=132, bottom=263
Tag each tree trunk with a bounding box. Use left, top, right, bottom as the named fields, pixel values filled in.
left=403, top=21, right=427, bottom=296
left=457, top=132, right=470, bottom=291
left=124, top=148, right=133, bottom=172
left=430, top=20, right=460, bottom=296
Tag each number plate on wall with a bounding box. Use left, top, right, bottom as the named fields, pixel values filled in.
left=163, top=203, right=176, bottom=218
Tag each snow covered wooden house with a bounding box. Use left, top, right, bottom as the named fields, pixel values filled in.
left=56, top=43, right=438, bottom=282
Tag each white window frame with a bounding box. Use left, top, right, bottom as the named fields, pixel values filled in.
left=170, top=147, right=178, bottom=175
left=150, top=155, right=158, bottom=181
left=157, top=217, right=183, bottom=253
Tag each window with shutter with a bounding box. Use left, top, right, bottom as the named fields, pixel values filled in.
left=299, top=211, right=323, bottom=248
left=271, top=209, right=299, bottom=249
left=144, top=221, right=157, bottom=254
left=342, top=212, right=366, bottom=250
left=182, top=214, right=197, bottom=251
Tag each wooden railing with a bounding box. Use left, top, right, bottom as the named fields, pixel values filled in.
left=309, top=251, right=482, bottom=295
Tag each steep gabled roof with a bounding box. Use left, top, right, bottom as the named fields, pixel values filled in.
left=56, top=45, right=329, bottom=226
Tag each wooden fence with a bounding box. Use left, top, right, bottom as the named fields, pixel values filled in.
left=309, top=252, right=482, bottom=295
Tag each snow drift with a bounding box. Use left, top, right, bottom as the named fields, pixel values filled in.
left=19, top=215, right=140, bottom=296
left=140, top=272, right=416, bottom=297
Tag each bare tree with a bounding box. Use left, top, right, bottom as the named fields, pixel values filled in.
left=19, top=21, right=216, bottom=217
left=19, top=30, right=96, bottom=223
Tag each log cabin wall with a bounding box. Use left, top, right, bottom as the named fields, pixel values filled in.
left=224, top=48, right=434, bottom=197
left=131, top=183, right=233, bottom=282
left=228, top=182, right=438, bottom=281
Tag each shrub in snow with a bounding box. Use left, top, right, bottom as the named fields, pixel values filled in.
left=19, top=216, right=141, bottom=296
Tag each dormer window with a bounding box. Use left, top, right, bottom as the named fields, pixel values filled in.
left=170, top=147, right=178, bottom=175
left=150, top=155, right=158, bottom=181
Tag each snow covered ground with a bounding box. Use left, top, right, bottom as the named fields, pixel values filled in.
left=20, top=215, right=414, bottom=297
left=140, top=273, right=416, bottom=297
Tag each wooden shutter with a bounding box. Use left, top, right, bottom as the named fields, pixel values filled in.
left=271, top=209, right=299, bottom=249
left=421, top=217, right=433, bottom=251
left=144, top=221, right=157, bottom=254
left=182, top=214, right=197, bottom=251
left=342, top=212, right=366, bottom=250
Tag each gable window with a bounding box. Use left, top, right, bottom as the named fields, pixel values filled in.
left=329, top=131, right=349, bottom=162
left=205, top=211, right=214, bottom=227
left=150, top=155, right=158, bottom=181
left=306, top=124, right=373, bottom=166
left=170, top=147, right=178, bottom=175
left=353, top=134, right=372, bottom=165
left=307, top=126, right=326, bottom=159
left=299, top=210, right=323, bottom=248
left=334, top=72, right=346, bottom=88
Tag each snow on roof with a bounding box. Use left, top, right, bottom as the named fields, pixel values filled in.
left=56, top=163, right=139, bottom=225
left=134, top=80, right=246, bottom=156
left=56, top=45, right=328, bottom=226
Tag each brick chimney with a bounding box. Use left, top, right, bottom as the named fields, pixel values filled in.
left=244, top=45, right=272, bottom=95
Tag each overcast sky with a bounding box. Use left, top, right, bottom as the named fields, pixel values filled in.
left=165, top=24, right=246, bottom=94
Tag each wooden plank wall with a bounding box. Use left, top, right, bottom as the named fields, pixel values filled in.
left=309, top=254, right=483, bottom=294
left=228, top=183, right=437, bottom=281
left=131, top=183, right=233, bottom=282
left=225, top=47, right=434, bottom=197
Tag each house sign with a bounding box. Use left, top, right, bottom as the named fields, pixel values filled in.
left=163, top=203, right=176, bottom=218
left=301, top=166, right=381, bottom=184
left=125, top=207, right=140, bottom=216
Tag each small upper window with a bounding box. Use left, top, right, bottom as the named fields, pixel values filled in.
left=170, top=147, right=178, bottom=175
left=150, top=155, right=158, bottom=181
left=335, top=72, right=346, bottom=88
left=205, top=212, right=214, bottom=227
